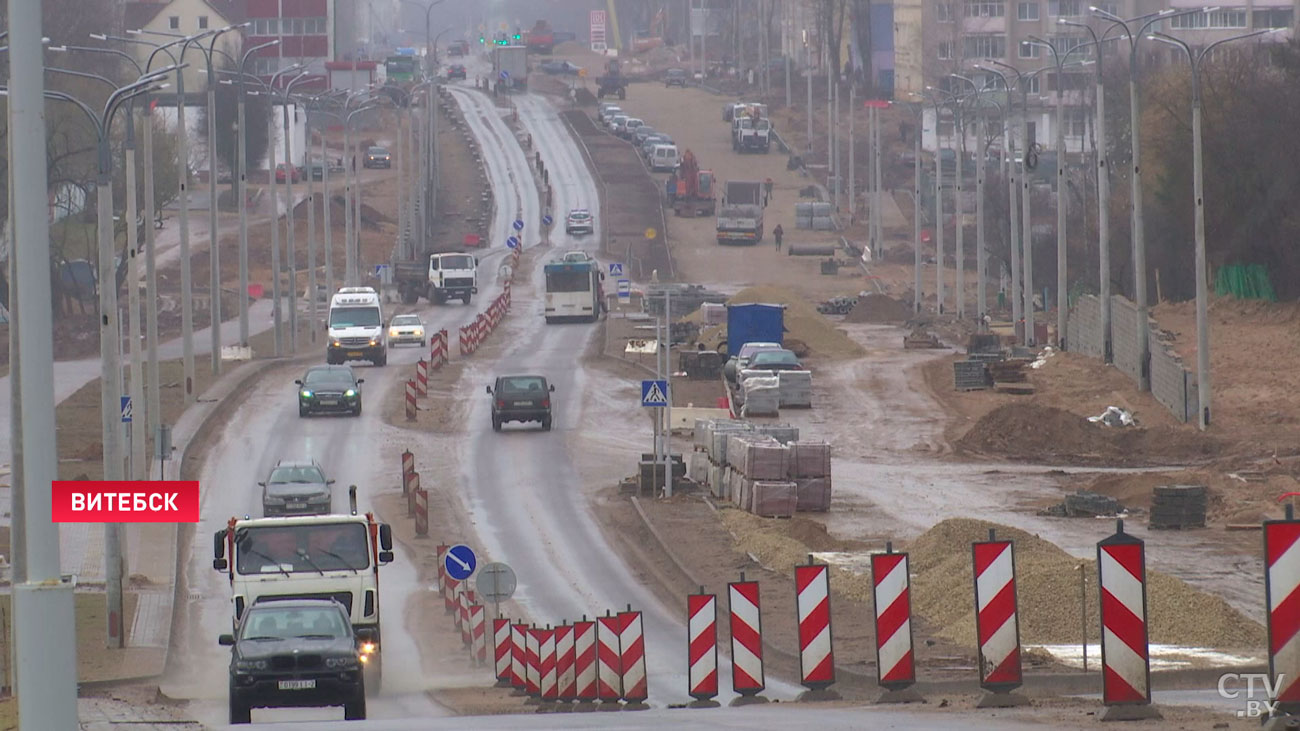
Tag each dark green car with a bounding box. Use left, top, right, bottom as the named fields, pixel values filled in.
left=296, top=365, right=364, bottom=417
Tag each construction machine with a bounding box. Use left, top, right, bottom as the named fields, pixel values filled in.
left=670, top=150, right=715, bottom=217
left=631, top=8, right=667, bottom=54
left=596, top=59, right=627, bottom=100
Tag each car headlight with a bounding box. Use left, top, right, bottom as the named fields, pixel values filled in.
left=360, top=642, right=377, bottom=655
left=308, top=494, right=331, bottom=503
left=389, top=328, right=399, bottom=337
left=235, top=659, right=268, bottom=672
left=344, top=389, right=357, bottom=398
left=369, top=339, right=378, bottom=346
left=326, top=656, right=359, bottom=669
left=263, top=495, right=285, bottom=505
left=331, top=340, right=342, bottom=347
left=300, top=390, right=313, bottom=398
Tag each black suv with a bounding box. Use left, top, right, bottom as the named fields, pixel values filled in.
left=220, top=598, right=366, bottom=724
left=665, top=68, right=688, bottom=87
left=296, top=365, right=364, bottom=417
left=363, top=146, right=391, bottom=169
left=487, top=375, right=555, bottom=431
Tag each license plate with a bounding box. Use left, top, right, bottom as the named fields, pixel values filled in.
left=347, top=351, right=363, bottom=357
left=513, top=401, right=535, bottom=408
left=278, top=679, right=316, bottom=690
left=287, top=502, right=306, bottom=510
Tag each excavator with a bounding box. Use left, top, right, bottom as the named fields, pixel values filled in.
left=595, top=58, right=627, bottom=100
left=669, top=150, right=715, bottom=217
left=631, top=8, right=667, bottom=54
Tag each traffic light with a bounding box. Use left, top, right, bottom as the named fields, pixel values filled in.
left=479, top=36, right=484, bottom=43
left=513, top=34, right=520, bottom=40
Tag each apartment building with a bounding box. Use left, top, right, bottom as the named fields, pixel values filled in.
left=243, top=0, right=333, bottom=87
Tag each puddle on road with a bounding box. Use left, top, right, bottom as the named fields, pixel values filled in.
left=1030, top=644, right=1263, bottom=671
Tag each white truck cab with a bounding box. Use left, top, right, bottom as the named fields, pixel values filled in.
left=427, top=252, right=479, bottom=305
left=327, top=287, right=387, bottom=366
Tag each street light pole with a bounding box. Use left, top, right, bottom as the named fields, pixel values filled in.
left=1025, top=36, right=1070, bottom=349
left=235, top=40, right=281, bottom=347
left=977, top=63, right=1022, bottom=334
left=280, top=73, right=311, bottom=354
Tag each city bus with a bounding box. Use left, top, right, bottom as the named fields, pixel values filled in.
left=384, top=55, right=419, bottom=84
left=543, top=252, right=605, bottom=324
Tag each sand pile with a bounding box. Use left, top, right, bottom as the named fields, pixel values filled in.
left=954, top=404, right=1225, bottom=467
left=845, top=293, right=912, bottom=324
left=700, top=286, right=866, bottom=360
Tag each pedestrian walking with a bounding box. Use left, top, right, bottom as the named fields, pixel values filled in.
left=764, top=177, right=774, bottom=201
left=773, top=224, right=784, bottom=251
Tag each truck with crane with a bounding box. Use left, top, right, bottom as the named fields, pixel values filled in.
left=716, top=180, right=765, bottom=244
left=669, top=150, right=716, bottom=217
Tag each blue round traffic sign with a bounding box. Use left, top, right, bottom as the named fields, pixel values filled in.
left=542, top=214, right=553, bottom=226
left=499, top=70, right=510, bottom=80
left=512, top=219, right=525, bottom=231
left=445, top=544, right=477, bottom=581
left=506, top=236, right=520, bottom=249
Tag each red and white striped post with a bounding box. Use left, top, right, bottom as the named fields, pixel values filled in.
left=795, top=556, right=838, bottom=700
left=458, top=590, right=472, bottom=647
left=415, top=358, right=428, bottom=396
left=972, top=531, right=1028, bottom=707
left=476, top=313, right=488, bottom=345
left=511, top=623, right=528, bottom=694
left=400, top=450, right=414, bottom=496
left=1097, top=519, right=1162, bottom=721
left=1266, top=504, right=1300, bottom=722
left=470, top=604, right=487, bottom=665
left=686, top=588, right=720, bottom=707
left=443, top=576, right=460, bottom=616
left=504, top=279, right=512, bottom=310
left=435, top=544, right=450, bottom=612
left=727, top=573, right=768, bottom=705
left=404, top=379, right=418, bottom=421
left=555, top=622, right=576, bottom=704
left=430, top=329, right=448, bottom=367
left=458, top=325, right=471, bottom=356
left=406, top=472, right=420, bottom=517
left=618, top=606, right=649, bottom=709
left=525, top=626, right=542, bottom=700
left=573, top=617, right=598, bottom=706
left=872, top=543, right=923, bottom=703
left=540, top=626, right=558, bottom=704
left=596, top=611, right=623, bottom=708
left=493, top=617, right=513, bottom=687
left=413, top=488, right=428, bottom=537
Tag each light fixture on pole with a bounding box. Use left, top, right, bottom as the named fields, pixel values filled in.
left=975, top=62, right=1022, bottom=333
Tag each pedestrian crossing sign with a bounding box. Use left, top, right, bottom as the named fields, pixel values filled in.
left=640, top=380, right=669, bottom=408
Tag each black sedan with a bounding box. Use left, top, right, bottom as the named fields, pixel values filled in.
left=446, top=64, right=467, bottom=80
left=362, top=146, right=391, bottom=169
left=296, top=365, right=364, bottom=416
left=259, top=459, right=335, bottom=516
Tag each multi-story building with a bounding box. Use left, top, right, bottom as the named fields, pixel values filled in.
left=123, top=0, right=243, bottom=92
left=243, top=0, right=333, bottom=88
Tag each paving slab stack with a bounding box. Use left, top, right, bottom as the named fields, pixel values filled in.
left=738, top=370, right=781, bottom=417
left=696, top=421, right=822, bottom=520
left=777, top=370, right=813, bottom=408
left=728, top=434, right=792, bottom=516
left=787, top=440, right=832, bottom=512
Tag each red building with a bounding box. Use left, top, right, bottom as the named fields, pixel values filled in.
left=245, top=0, right=334, bottom=89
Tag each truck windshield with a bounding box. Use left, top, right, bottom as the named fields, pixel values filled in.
left=236, top=523, right=371, bottom=575
left=438, top=255, right=474, bottom=270
left=329, top=307, right=380, bottom=328
left=546, top=271, right=592, bottom=293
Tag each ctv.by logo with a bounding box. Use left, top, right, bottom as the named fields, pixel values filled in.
left=1218, top=673, right=1285, bottom=718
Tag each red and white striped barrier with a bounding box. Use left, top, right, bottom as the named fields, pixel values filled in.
left=596, top=612, right=623, bottom=704
left=470, top=604, right=487, bottom=665
left=404, top=380, right=417, bottom=421
left=406, top=472, right=420, bottom=517
left=973, top=533, right=1022, bottom=695
left=795, top=558, right=836, bottom=692
left=872, top=545, right=919, bottom=700
left=511, top=623, right=528, bottom=691
left=728, top=576, right=766, bottom=699
left=555, top=623, right=576, bottom=702
left=687, top=590, right=719, bottom=705
left=401, top=450, right=414, bottom=495
left=413, top=487, right=428, bottom=537
left=475, top=313, right=488, bottom=346
left=415, top=358, right=428, bottom=396
left=458, top=590, right=472, bottom=646
left=540, top=626, right=557, bottom=702
left=618, top=608, right=648, bottom=706
left=526, top=626, right=542, bottom=697
left=493, top=617, right=513, bottom=686
left=458, top=324, right=473, bottom=356
left=435, top=544, right=450, bottom=612
left=503, top=280, right=512, bottom=311
left=429, top=329, right=448, bottom=368
left=1266, top=505, right=1300, bottom=717
left=1097, top=520, right=1160, bottom=720
left=573, top=618, right=597, bottom=703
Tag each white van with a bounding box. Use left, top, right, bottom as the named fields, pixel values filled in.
left=649, top=144, right=679, bottom=172
left=327, top=286, right=387, bottom=366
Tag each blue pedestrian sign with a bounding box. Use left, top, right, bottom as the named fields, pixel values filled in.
left=512, top=219, right=525, bottom=232
left=120, top=396, right=132, bottom=423
left=542, top=214, right=553, bottom=227
left=617, top=278, right=631, bottom=303
left=609, top=262, right=624, bottom=277
left=641, top=380, right=669, bottom=408
left=445, top=544, right=477, bottom=581
left=506, top=236, right=520, bottom=249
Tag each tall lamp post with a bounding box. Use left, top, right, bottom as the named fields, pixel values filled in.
left=925, top=86, right=963, bottom=315
left=401, top=0, right=447, bottom=75
left=1150, top=27, right=1279, bottom=430
left=904, top=95, right=925, bottom=314
left=952, top=74, right=992, bottom=322
left=276, top=71, right=313, bottom=354
left=974, top=63, right=1022, bottom=334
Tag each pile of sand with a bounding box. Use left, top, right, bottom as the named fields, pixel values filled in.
left=954, top=403, right=1225, bottom=467
left=845, top=293, right=912, bottom=324
left=699, top=286, right=866, bottom=360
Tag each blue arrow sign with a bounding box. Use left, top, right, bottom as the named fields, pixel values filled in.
left=120, top=396, right=132, bottom=423
left=445, top=544, right=477, bottom=581
left=506, top=236, right=520, bottom=249
left=608, top=262, right=624, bottom=277
left=641, top=380, right=669, bottom=408
left=542, top=214, right=553, bottom=226
left=500, top=70, right=510, bottom=80
left=512, top=219, right=525, bottom=231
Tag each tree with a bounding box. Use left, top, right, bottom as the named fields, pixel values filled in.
left=820, top=0, right=848, bottom=84
left=197, top=63, right=272, bottom=188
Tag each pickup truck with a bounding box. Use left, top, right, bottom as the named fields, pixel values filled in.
left=394, top=250, right=479, bottom=305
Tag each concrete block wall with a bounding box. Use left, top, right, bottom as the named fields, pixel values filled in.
left=1067, top=295, right=1105, bottom=360
left=1110, top=296, right=1143, bottom=385
left=1149, top=341, right=1196, bottom=423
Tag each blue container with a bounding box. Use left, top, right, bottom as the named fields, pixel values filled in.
left=727, top=303, right=786, bottom=356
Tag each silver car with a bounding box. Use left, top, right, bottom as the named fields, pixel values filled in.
left=259, top=459, right=335, bottom=516
left=387, top=313, right=426, bottom=346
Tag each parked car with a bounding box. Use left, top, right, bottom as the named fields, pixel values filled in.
left=597, top=105, right=623, bottom=125
left=220, top=598, right=366, bottom=723
left=274, top=163, right=300, bottom=183
left=387, top=313, right=426, bottom=346
left=487, top=375, right=555, bottom=431
left=724, top=341, right=784, bottom=382
left=446, top=64, right=467, bottom=80
left=649, top=144, right=680, bottom=172
left=307, top=158, right=326, bottom=181
left=632, top=126, right=659, bottom=146
left=665, top=68, right=688, bottom=87
left=746, top=349, right=803, bottom=372
left=363, top=146, right=391, bottom=169
left=259, top=459, right=334, bottom=516
left=296, top=365, right=364, bottom=417
left=606, top=114, right=628, bottom=133
left=565, top=208, right=594, bottom=235
left=640, top=134, right=673, bottom=159
left=617, top=118, right=644, bottom=139
left=540, top=60, right=582, bottom=75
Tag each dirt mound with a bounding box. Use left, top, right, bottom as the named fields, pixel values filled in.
left=573, top=87, right=597, bottom=105
left=909, top=518, right=1264, bottom=649
left=954, top=403, right=1225, bottom=467
left=845, top=293, right=911, bottom=324
left=707, top=285, right=865, bottom=360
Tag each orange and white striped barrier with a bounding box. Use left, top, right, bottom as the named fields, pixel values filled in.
left=511, top=623, right=528, bottom=693
left=493, top=617, right=513, bottom=686
left=405, top=472, right=420, bottom=517
left=470, top=604, right=487, bottom=665
left=429, top=329, right=449, bottom=367
left=413, top=487, right=428, bottom=537
left=686, top=590, right=719, bottom=706
left=526, top=626, right=542, bottom=698
left=415, top=358, right=428, bottom=397
left=1266, top=505, right=1300, bottom=719
left=973, top=531, right=1026, bottom=707
left=404, top=379, right=417, bottom=421
left=459, top=590, right=475, bottom=648
left=596, top=611, right=622, bottom=706
left=618, top=607, right=648, bottom=708
left=728, top=575, right=767, bottom=703
left=401, top=450, right=414, bottom=496
left=540, top=626, right=557, bottom=703
left=872, top=543, right=923, bottom=703
left=555, top=622, right=576, bottom=703
left=436, top=544, right=450, bottom=612
left=1097, top=520, right=1161, bottom=721
left=573, top=617, right=597, bottom=704
left=795, top=558, right=836, bottom=696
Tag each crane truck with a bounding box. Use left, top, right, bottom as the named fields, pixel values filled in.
left=716, top=180, right=765, bottom=244
left=669, top=150, right=716, bottom=217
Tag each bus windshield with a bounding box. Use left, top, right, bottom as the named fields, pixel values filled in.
left=329, top=306, right=380, bottom=328
left=546, top=271, right=592, bottom=293
left=235, top=522, right=370, bottom=575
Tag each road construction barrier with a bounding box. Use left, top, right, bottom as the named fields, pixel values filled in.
left=413, top=487, right=428, bottom=537
left=618, top=607, right=648, bottom=706
left=687, top=590, right=719, bottom=703
left=872, top=545, right=917, bottom=694
left=973, top=533, right=1022, bottom=695
left=436, top=544, right=450, bottom=611
left=795, top=557, right=835, bottom=691
left=1097, top=520, right=1159, bottom=720
left=1266, top=505, right=1300, bottom=715
left=555, top=622, right=576, bottom=702
left=511, top=623, right=528, bottom=691
left=415, top=358, right=428, bottom=396
left=596, top=611, right=623, bottom=704
left=406, top=472, right=420, bottom=517
left=540, top=626, right=558, bottom=702
left=728, top=575, right=766, bottom=697
left=503, top=280, right=512, bottom=311
left=459, top=591, right=474, bottom=647
left=526, top=626, right=542, bottom=697
left=404, top=379, right=417, bottom=421
left=573, top=618, right=597, bottom=702
left=493, top=617, right=513, bottom=686
left=401, top=450, right=414, bottom=496
left=475, top=313, right=488, bottom=347
left=430, top=329, right=449, bottom=368
left=458, top=324, right=474, bottom=355
left=470, top=604, right=487, bottom=665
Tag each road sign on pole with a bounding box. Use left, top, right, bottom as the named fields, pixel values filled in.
left=617, top=279, right=631, bottom=304
left=641, top=380, right=669, bottom=408
left=476, top=561, right=517, bottom=618
left=120, top=396, right=132, bottom=423
left=542, top=214, right=553, bottom=227
left=506, top=236, right=520, bottom=249
left=513, top=218, right=525, bottom=231
left=445, top=544, right=478, bottom=581
left=609, top=262, right=624, bottom=277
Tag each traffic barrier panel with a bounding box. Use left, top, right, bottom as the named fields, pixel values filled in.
left=476, top=313, right=488, bottom=345
left=413, top=487, right=428, bottom=537
left=444, top=572, right=460, bottom=616
left=401, top=450, right=414, bottom=496
left=459, top=325, right=472, bottom=356
left=404, top=379, right=417, bottom=421
left=573, top=618, right=597, bottom=702
left=618, top=607, right=648, bottom=706
left=872, top=545, right=920, bottom=700
left=430, top=329, right=449, bottom=367
left=460, top=590, right=476, bottom=648
left=511, top=623, right=528, bottom=691
left=596, top=611, right=623, bottom=704
left=470, top=604, right=487, bottom=665
left=540, top=626, right=557, bottom=701
left=436, top=544, right=449, bottom=605
left=555, top=623, right=576, bottom=702
left=728, top=575, right=766, bottom=698
left=406, top=472, right=420, bottom=517
left=504, top=279, right=512, bottom=310
left=1266, top=505, right=1300, bottom=717
left=795, top=557, right=836, bottom=692
left=526, top=626, right=542, bottom=697
left=493, top=617, right=513, bottom=686
left=973, top=532, right=1023, bottom=696
left=687, top=590, right=719, bottom=704
left=415, top=358, right=428, bottom=396
left=1097, top=520, right=1161, bottom=721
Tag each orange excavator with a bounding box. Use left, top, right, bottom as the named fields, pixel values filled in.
left=631, top=8, right=667, bottom=54
left=670, top=150, right=715, bottom=217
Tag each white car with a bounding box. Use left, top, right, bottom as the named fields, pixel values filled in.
left=566, top=208, right=594, bottom=235
left=387, top=313, right=426, bottom=346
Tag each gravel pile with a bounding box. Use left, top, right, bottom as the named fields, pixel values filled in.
left=844, top=293, right=913, bottom=324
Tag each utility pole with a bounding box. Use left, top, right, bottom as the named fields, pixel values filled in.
left=912, top=102, right=922, bottom=313
left=142, top=98, right=161, bottom=473
left=269, top=96, right=283, bottom=355
left=976, top=108, right=987, bottom=322
left=282, top=90, right=300, bottom=353
left=322, top=116, right=334, bottom=297
left=206, top=38, right=223, bottom=374
left=8, top=0, right=80, bottom=721
left=125, top=106, right=146, bottom=479
left=954, top=99, right=965, bottom=319
left=848, top=80, right=854, bottom=219
left=304, top=111, right=318, bottom=343
left=344, top=111, right=355, bottom=286
left=175, top=55, right=196, bottom=400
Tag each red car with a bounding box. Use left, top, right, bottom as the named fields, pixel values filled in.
left=274, top=163, right=301, bottom=183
